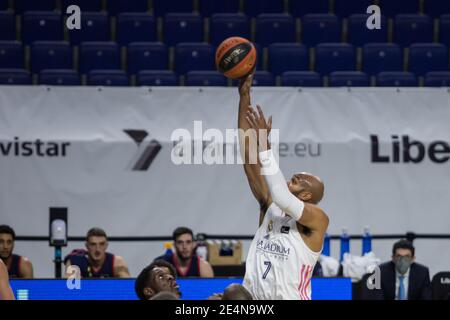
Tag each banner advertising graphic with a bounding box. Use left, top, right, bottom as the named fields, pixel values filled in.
left=0, top=86, right=449, bottom=278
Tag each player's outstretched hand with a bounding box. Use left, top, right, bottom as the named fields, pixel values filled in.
left=245, top=105, right=272, bottom=133
left=238, top=73, right=253, bottom=96
left=245, top=105, right=273, bottom=150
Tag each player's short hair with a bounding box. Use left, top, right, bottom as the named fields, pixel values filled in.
left=222, top=284, right=253, bottom=300
left=392, top=239, right=415, bottom=256
left=0, top=225, right=15, bottom=240
left=86, top=227, right=107, bottom=240
left=172, top=227, right=194, bottom=241
left=150, top=292, right=179, bottom=300
left=135, top=259, right=177, bottom=300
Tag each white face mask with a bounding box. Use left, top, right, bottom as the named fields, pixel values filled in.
left=395, top=256, right=412, bottom=275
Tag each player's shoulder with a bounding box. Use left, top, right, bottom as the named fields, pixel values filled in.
left=113, top=255, right=127, bottom=265
left=20, top=256, right=33, bottom=266
left=307, top=203, right=329, bottom=222
left=198, top=257, right=211, bottom=266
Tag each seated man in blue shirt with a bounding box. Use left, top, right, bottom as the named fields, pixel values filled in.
left=377, top=239, right=432, bottom=300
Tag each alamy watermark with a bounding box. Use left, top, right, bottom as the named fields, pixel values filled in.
left=170, top=121, right=279, bottom=172
left=66, top=265, right=81, bottom=290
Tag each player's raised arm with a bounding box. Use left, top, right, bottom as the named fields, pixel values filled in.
left=246, top=106, right=329, bottom=239
left=238, top=75, right=271, bottom=221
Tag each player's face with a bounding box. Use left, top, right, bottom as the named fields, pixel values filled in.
left=0, top=234, right=14, bottom=259
left=150, top=267, right=181, bottom=298
left=393, top=248, right=415, bottom=261
left=288, top=173, right=310, bottom=195
left=175, top=234, right=195, bottom=261
left=86, top=236, right=108, bottom=262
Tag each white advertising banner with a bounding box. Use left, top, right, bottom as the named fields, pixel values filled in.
left=0, top=86, right=449, bottom=277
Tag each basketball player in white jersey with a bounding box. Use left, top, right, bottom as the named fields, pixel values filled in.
left=238, top=74, right=329, bottom=300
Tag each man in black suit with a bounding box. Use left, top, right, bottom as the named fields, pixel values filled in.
left=376, top=239, right=432, bottom=300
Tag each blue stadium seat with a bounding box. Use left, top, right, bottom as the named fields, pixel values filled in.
left=0, top=0, right=8, bottom=10
left=61, top=0, right=102, bottom=12
left=164, top=13, right=203, bottom=46
left=424, top=0, right=450, bottom=18
left=362, top=43, right=403, bottom=75
left=244, top=0, right=284, bottom=18
left=255, top=14, right=295, bottom=47
left=31, top=41, right=72, bottom=73
left=117, top=13, right=156, bottom=46
left=88, top=70, right=129, bottom=86
left=231, top=71, right=275, bottom=86
left=68, top=12, right=109, bottom=46
left=439, top=15, right=450, bottom=47
left=251, top=71, right=275, bottom=86
left=39, top=69, right=80, bottom=85
left=377, top=72, right=418, bottom=86
left=22, top=12, right=63, bottom=45
left=185, top=71, right=227, bottom=86
left=153, top=0, right=193, bottom=17
left=79, top=42, right=120, bottom=74
left=137, top=70, right=178, bottom=86
left=301, top=14, right=341, bottom=47
left=289, top=0, right=329, bottom=17
left=378, top=0, right=420, bottom=17
left=14, top=0, right=56, bottom=14
left=409, top=43, right=449, bottom=76
left=0, top=11, right=15, bottom=40
left=268, top=43, right=309, bottom=76
left=174, top=43, right=214, bottom=75
left=348, top=14, right=388, bottom=47
left=329, top=71, right=370, bottom=87
left=199, top=0, right=240, bottom=16
left=394, top=14, right=433, bottom=47
left=107, top=0, right=149, bottom=15
left=281, top=71, right=322, bottom=86
left=315, top=43, right=356, bottom=75
left=127, top=42, right=168, bottom=75
left=0, top=68, right=31, bottom=84
left=0, top=41, right=24, bottom=68
left=253, top=43, right=263, bottom=70
left=334, top=0, right=374, bottom=17
left=424, top=71, right=450, bottom=86
left=0, top=41, right=23, bottom=68
left=210, top=14, right=250, bottom=47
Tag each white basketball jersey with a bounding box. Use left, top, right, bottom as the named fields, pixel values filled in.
left=243, top=203, right=321, bottom=300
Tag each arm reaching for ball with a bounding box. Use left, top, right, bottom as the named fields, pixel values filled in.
left=238, top=74, right=272, bottom=225
left=245, top=105, right=329, bottom=252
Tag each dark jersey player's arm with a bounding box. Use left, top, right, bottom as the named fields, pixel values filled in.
left=238, top=75, right=271, bottom=224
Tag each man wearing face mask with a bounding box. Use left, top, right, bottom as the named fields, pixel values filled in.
left=377, top=239, right=432, bottom=300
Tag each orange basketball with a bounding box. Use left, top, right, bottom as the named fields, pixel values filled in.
left=215, top=37, right=257, bottom=79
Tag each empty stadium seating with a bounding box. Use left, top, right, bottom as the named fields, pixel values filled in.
left=0, top=0, right=448, bottom=87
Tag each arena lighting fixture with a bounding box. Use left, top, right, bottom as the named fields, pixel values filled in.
left=49, top=207, right=68, bottom=278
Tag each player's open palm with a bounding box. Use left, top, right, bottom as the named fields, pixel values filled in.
left=245, top=105, right=273, bottom=149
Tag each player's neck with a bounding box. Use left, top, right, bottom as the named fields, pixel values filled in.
left=1, top=256, right=11, bottom=266
left=89, top=256, right=105, bottom=269
left=176, top=254, right=191, bottom=267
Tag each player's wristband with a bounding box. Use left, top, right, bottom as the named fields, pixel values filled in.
left=259, top=149, right=304, bottom=221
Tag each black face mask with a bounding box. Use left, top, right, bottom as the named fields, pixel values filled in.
left=394, top=256, right=412, bottom=275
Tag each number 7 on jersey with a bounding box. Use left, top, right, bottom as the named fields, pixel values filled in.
left=262, top=261, right=272, bottom=279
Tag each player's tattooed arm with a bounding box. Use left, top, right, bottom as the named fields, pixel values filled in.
left=19, top=257, right=34, bottom=279
left=114, top=256, right=131, bottom=278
